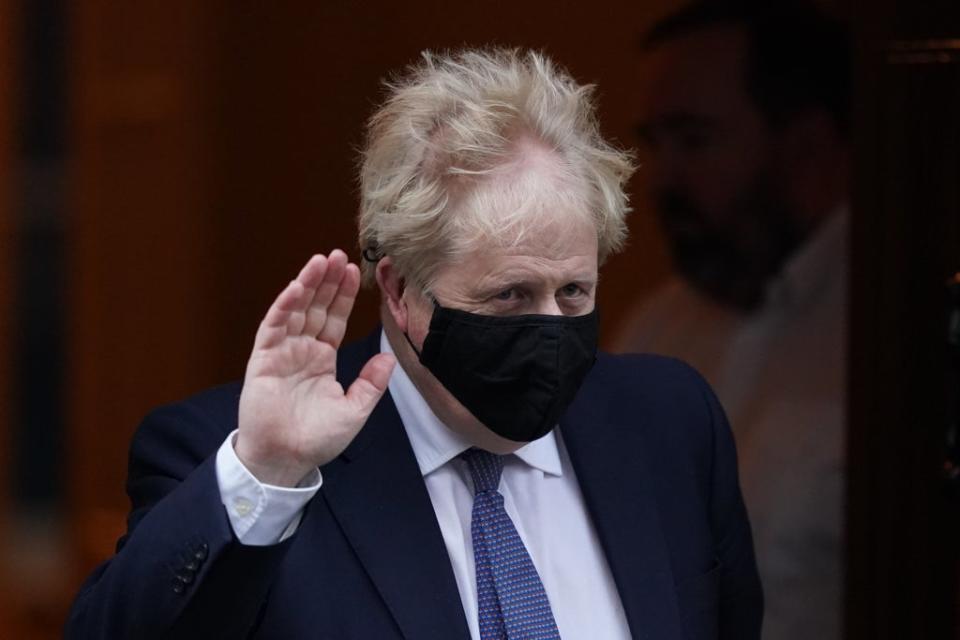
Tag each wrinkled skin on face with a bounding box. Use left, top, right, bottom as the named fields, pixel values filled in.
left=378, top=141, right=601, bottom=453
left=380, top=215, right=599, bottom=453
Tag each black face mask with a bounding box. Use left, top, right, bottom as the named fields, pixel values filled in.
left=406, top=301, right=599, bottom=443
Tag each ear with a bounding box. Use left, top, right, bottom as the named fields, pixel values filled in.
left=375, top=256, right=409, bottom=332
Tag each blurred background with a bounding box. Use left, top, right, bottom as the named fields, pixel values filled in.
left=1, top=0, right=959, bottom=638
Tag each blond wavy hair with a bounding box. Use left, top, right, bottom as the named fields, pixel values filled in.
left=357, top=48, right=635, bottom=289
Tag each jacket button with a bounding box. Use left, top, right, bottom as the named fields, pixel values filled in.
left=194, top=542, right=209, bottom=561
left=172, top=581, right=185, bottom=595
left=175, top=571, right=195, bottom=585
left=184, top=559, right=199, bottom=572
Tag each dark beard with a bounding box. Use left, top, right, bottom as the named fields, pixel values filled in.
left=655, top=179, right=806, bottom=312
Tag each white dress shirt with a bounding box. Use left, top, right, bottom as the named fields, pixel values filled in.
left=215, top=331, right=632, bottom=640
left=614, top=209, right=848, bottom=640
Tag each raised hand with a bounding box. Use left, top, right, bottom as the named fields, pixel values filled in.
left=235, top=250, right=396, bottom=486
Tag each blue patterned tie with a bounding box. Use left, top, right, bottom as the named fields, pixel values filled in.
left=460, top=448, right=562, bottom=640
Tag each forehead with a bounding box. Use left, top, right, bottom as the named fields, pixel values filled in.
left=640, top=25, right=754, bottom=122
left=434, top=214, right=599, bottom=290
left=422, top=132, right=601, bottom=292
left=447, top=139, right=595, bottom=260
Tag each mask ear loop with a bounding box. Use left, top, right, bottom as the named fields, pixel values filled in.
left=365, top=244, right=428, bottom=355
left=403, top=332, right=423, bottom=359
left=402, top=288, right=440, bottom=360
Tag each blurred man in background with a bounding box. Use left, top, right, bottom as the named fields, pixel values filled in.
left=616, top=2, right=850, bottom=638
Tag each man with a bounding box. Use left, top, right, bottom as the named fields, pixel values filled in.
left=67, top=48, right=762, bottom=639
left=616, top=3, right=849, bottom=639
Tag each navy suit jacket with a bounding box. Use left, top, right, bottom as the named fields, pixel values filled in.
left=66, top=329, right=762, bottom=639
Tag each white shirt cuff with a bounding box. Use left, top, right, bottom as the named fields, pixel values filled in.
left=214, top=430, right=322, bottom=546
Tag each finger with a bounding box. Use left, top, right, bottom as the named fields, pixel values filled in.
left=302, top=249, right=348, bottom=336
left=310, top=249, right=348, bottom=310
left=345, top=352, right=396, bottom=417
left=317, top=263, right=361, bottom=349
left=295, top=253, right=329, bottom=291
left=282, top=254, right=329, bottom=335
left=253, top=280, right=307, bottom=350
left=254, top=252, right=326, bottom=348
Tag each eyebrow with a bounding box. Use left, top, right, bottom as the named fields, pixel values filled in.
left=475, top=273, right=598, bottom=295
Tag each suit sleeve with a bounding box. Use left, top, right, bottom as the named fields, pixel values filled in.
left=65, top=398, right=296, bottom=640
left=695, top=373, right=765, bottom=640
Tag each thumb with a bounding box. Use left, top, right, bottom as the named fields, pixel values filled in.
left=345, top=352, right=396, bottom=417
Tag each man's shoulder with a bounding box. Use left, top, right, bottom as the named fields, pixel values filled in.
left=132, top=329, right=383, bottom=452
left=154, top=329, right=379, bottom=410
left=591, top=350, right=709, bottom=397
left=129, top=381, right=245, bottom=467
left=577, top=351, right=720, bottom=454
left=583, top=350, right=716, bottom=426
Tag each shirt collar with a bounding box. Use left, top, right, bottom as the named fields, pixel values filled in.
left=380, top=331, right=563, bottom=478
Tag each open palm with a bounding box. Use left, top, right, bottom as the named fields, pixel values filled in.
left=236, top=250, right=395, bottom=486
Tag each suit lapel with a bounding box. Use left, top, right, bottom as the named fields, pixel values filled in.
left=321, top=330, right=472, bottom=640
left=560, top=371, right=684, bottom=640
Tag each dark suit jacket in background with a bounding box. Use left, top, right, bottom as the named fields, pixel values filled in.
left=65, top=329, right=763, bottom=639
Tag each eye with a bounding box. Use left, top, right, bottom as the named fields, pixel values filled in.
left=493, top=288, right=517, bottom=301
left=559, top=283, right=584, bottom=298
